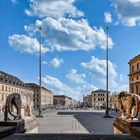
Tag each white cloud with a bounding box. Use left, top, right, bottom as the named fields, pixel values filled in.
left=42, top=75, right=82, bottom=100
left=104, top=12, right=112, bottom=23
left=42, top=75, right=97, bottom=100
left=25, top=0, right=84, bottom=18
left=42, top=61, right=47, bottom=64
left=119, top=74, right=127, bottom=81
left=9, top=34, right=48, bottom=54
left=66, top=69, right=97, bottom=92
left=81, top=56, right=118, bottom=89
left=116, top=84, right=129, bottom=92
left=34, top=17, right=113, bottom=51
left=50, top=57, right=64, bottom=68
left=66, top=69, right=85, bottom=84
left=112, top=0, right=140, bottom=26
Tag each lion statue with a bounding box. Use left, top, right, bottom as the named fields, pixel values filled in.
left=4, top=93, right=33, bottom=121
left=118, top=91, right=140, bottom=120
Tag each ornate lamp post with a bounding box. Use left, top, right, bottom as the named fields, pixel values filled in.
left=104, top=26, right=112, bottom=118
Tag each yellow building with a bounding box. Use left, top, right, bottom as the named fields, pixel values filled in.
left=109, top=92, right=118, bottom=110
left=91, top=89, right=111, bottom=109
left=26, top=83, right=53, bottom=110
left=128, top=54, right=140, bottom=94
left=0, top=71, right=33, bottom=114
left=83, top=94, right=92, bottom=107
left=53, top=95, right=77, bottom=108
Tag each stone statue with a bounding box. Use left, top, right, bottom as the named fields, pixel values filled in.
left=118, top=91, right=139, bottom=120
left=20, top=93, right=33, bottom=117
left=4, top=93, right=22, bottom=121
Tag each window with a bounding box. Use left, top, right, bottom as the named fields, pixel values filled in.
left=2, top=85, right=4, bottom=90
left=131, top=86, right=134, bottom=93
left=137, top=77, right=139, bottom=80
left=5, top=86, right=7, bottom=91
left=131, top=65, right=134, bottom=72
left=136, top=85, right=138, bottom=94
left=0, top=78, right=3, bottom=81
left=2, top=95, right=4, bottom=101
left=137, top=63, right=139, bottom=71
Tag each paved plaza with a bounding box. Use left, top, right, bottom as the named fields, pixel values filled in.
left=37, top=111, right=89, bottom=133
left=0, top=109, right=118, bottom=134
left=35, top=110, right=118, bottom=134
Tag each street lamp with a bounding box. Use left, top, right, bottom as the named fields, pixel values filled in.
left=104, top=26, right=112, bottom=118
left=37, top=26, right=43, bottom=117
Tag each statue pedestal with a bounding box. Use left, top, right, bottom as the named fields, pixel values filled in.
left=0, top=119, right=25, bottom=133
left=24, top=116, right=38, bottom=133
left=114, top=117, right=140, bottom=138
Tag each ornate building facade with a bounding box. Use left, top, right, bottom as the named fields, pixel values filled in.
left=26, top=83, right=53, bottom=110
left=128, top=54, right=140, bottom=94
left=0, top=71, right=33, bottom=114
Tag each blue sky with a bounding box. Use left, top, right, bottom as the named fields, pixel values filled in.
left=0, top=0, right=140, bottom=100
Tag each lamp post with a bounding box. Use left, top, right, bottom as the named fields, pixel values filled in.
left=104, top=26, right=112, bottom=118
left=37, top=26, right=43, bottom=117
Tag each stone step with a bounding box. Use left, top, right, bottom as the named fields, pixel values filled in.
left=0, top=126, right=16, bottom=138
left=1, top=134, right=139, bottom=140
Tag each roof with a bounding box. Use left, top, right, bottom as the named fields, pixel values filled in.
left=91, top=89, right=110, bottom=93
left=0, top=71, right=24, bottom=84
left=0, top=71, right=30, bottom=89
left=128, top=54, right=140, bottom=64
left=26, top=83, right=53, bottom=93
left=53, top=95, right=72, bottom=99
left=84, top=94, right=91, bottom=98
left=93, top=89, right=107, bottom=92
